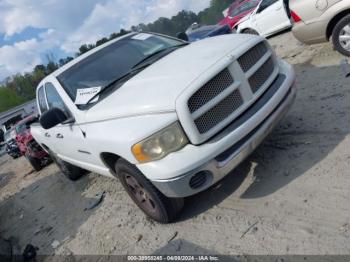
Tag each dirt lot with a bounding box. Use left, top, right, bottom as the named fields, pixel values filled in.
left=1, top=31, right=350, bottom=256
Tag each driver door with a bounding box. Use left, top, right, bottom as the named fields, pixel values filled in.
left=255, top=0, right=290, bottom=35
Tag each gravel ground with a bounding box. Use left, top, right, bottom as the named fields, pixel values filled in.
left=1, top=31, right=350, bottom=256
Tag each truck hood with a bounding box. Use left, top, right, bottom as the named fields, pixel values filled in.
left=84, top=34, right=255, bottom=122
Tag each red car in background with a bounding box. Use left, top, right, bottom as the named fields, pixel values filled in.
left=219, top=0, right=260, bottom=29
left=15, top=115, right=51, bottom=171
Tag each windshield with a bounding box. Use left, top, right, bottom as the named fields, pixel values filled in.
left=15, top=118, right=36, bottom=134
left=57, top=33, right=184, bottom=103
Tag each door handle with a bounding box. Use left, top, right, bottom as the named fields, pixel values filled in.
left=56, top=134, right=64, bottom=139
left=45, top=132, right=51, bottom=138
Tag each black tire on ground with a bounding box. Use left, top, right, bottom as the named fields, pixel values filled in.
left=332, top=14, right=350, bottom=57
left=25, top=154, right=42, bottom=171
left=11, top=153, right=20, bottom=159
left=115, top=159, right=184, bottom=223
left=49, top=150, right=86, bottom=181
left=243, top=28, right=259, bottom=35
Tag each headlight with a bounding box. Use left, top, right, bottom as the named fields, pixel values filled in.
left=132, top=122, right=188, bottom=163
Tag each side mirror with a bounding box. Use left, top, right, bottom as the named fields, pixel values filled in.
left=39, top=108, right=69, bottom=130
left=176, top=32, right=189, bottom=42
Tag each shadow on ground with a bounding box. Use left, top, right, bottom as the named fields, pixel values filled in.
left=153, top=239, right=217, bottom=255
left=0, top=172, right=15, bottom=190
left=180, top=60, right=350, bottom=220
left=0, top=171, right=101, bottom=255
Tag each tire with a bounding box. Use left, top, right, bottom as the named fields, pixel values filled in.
left=332, top=15, right=350, bottom=57
left=243, top=28, right=259, bottom=35
left=115, top=159, right=184, bottom=223
left=25, top=154, right=42, bottom=171
left=49, top=150, right=86, bottom=181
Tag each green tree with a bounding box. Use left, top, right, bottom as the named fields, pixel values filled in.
left=79, top=44, right=90, bottom=54
left=0, top=87, right=26, bottom=113
left=96, top=37, right=108, bottom=46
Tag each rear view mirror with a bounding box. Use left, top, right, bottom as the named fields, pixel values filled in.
left=39, top=108, right=69, bottom=130
left=176, top=32, right=189, bottom=42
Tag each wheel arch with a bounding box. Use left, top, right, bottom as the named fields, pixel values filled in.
left=238, top=26, right=250, bottom=33
left=100, top=152, right=122, bottom=175
left=326, top=9, right=350, bottom=40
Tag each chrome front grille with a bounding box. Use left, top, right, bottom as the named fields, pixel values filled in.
left=238, top=42, right=267, bottom=72
left=188, top=68, right=233, bottom=113
left=249, top=57, right=274, bottom=93
left=194, top=89, right=243, bottom=134
left=183, top=40, right=277, bottom=143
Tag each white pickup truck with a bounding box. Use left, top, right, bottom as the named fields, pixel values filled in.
left=31, top=32, right=296, bottom=223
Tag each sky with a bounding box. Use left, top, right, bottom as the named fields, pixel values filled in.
left=0, top=0, right=211, bottom=81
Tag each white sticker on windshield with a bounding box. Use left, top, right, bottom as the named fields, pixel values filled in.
left=132, top=33, right=152, bottom=41
left=75, top=86, right=101, bottom=105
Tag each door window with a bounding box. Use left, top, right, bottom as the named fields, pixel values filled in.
left=45, top=83, right=70, bottom=117
left=259, top=0, right=278, bottom=12
left=38, top=86, right=48, bottom=114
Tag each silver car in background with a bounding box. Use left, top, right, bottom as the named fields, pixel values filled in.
left=290, top=0, right=350, bottom=56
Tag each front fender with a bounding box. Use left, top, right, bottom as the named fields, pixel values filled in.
left=81, top=112, right=178, bottom=165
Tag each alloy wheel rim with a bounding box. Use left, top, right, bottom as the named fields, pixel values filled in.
left=124, top=173, right=158, bottom=214
left=339, top=24, right=350, bottom=51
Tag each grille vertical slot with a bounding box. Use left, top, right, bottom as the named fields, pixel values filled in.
left=249, top=57, right=275, bottom=93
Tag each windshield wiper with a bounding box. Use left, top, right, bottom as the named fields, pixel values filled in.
left=84, top=63, right=151, bottom=106
left=131, top=43, right=188, bottom=70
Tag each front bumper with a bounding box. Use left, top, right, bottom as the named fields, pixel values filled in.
left=140, top=60, right=296, bottom=198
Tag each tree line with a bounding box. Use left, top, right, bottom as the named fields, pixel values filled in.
left=0, top=0, right=234, bottom=113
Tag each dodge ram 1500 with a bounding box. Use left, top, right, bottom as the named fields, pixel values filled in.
left=31, top=32, right=296, bottom=223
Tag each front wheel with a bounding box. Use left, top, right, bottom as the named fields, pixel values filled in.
left=115, top=159, right=184, bottom=223
left=332, top=15, right=350, bottom=57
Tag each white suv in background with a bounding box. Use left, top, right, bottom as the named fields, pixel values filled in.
left=236, top=0, right=292, bottom=36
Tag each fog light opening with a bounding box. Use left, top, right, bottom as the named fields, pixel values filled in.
left=189, top=171, right=211, bottom=189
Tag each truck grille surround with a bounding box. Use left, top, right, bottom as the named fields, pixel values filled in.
left=185, top=40, right=278, bottom=141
